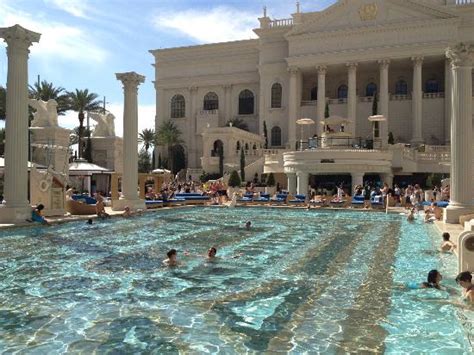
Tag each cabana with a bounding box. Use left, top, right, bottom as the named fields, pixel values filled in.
left=68, top=158, right=111, bottom=195
left=320, top=116, right=353, bottom=148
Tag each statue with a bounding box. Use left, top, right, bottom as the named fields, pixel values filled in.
left=89, top=111, right=116, bottom=137
left=29, top=99, right=59, bottom=127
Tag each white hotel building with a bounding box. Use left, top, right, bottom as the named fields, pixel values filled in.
left=150, top=0, right=474, bottom=215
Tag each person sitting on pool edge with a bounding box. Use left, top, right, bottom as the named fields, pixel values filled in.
left=163, top=249, right=179, bottom=266
left=456, top=271, right=474, bottom=303
left=31, top=204, right=51, bottom=225
left=440, top=232, right=456, bottom=252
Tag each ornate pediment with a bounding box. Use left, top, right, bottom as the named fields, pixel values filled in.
left=287, top=0, right=458, bottom=36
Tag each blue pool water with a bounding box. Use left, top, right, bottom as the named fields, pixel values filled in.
left=0, top=207, right=471, bottom=353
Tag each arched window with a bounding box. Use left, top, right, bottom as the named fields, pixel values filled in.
left=203, top=92, right=219, bottom=110
left=171, top=94, right=185, bottom=118
left=425, top=79, right=439, bottom=93
left=271, top=83, right=282, bottom=108
left=366, top=82, right=377, bottom=97
left=236, top=141, right=240, bottom=150
left=252, top=144, right=257, bottom=150
left=212, top=140, right=223, bottom=157
left=337, top=84, right=348, bottom=99
left=239, top=90, right=254, bottom=115
left=395, top=80, right=408, bottom=95
left=271, top=126, right=282, bottom=147
left=310, top=86, right=318, bottom=101
left=245, top=143, right=249, bottom=150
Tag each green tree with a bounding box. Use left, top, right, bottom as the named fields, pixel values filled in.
left=29, top=80, right=69, bottom=115
left=67, top=89, right=102, bottom=159
left=69, top=126, right=91, bottom=146
left=388, top=131, right=395, bottom=145
left=0, top=86, right=6, bottom=120
left=228, top=170, right=241, bottom=188
left=226, top=118, right=249, bottom=131
left=266, top=172, right=275, bottom=187
left=263, top=120, right=268, bottom=149
left=324, top=101, right=330, bottom=118
left=218, top=145, right=224, bottom=177
left=372, top=92, right=378, bottom=116
left=156, top=120, right=184, bottom=174
left=240, top=148, right=245, bottom=182
left=138, top=148, right=152, bottom=173
left=138, top=128, right=156, bottom=154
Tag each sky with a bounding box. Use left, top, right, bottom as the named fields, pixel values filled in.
left=0, top=0, right=336, bottom=137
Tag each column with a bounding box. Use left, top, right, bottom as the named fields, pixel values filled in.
left=351, top=172, right=364, bottom=195
left=188, top=86, right=197, bottom=167
left=347, top=63, right=358, bottom=137
left=287, top=67, right=300, bottom=150
left=316, top=65, right=327, bottom=136
left=382, top=173, right=394, bottom=188
left=224, top=84, right=232, bottom=124
left=114, top=71, right=146, bottom=211
left=296, top=171, right=309, bottom=195
left=411, top=56, right=424, bottom=145
left=0, top=25, right=40, bottom=223
left=155, top=87, right=167, bottom=168
left=287, top=172, right=297, bottom=195
left=444, top=58, right=452, bottom=145
left=378, top=59, right=390, bottom=149
left=444, top=43, right=474, bottom=224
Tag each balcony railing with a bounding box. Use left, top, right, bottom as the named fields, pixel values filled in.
left=297, top=137, right=375, bottom=150
left=269, top=18, right=293, bottom=28
left=454, top=0, right=473, bottom=5
left=423, top=92, right=444, bottom=99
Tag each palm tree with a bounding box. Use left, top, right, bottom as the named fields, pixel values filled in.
left=138, top=128, right=156, bottom=154
left=67, top=89, right=102, bottom=159
left=29, top=80, right=69, bottom=115
left=155, top=120, right=183, bottom=174
left=0, top=86, right=6, bottom=121
left=69, top=126, right=91, bottom=146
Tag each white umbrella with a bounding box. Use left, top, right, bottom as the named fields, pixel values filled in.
left=296, top=118, right=315, bottom=151
left=152, top=168, right=171, bottom=174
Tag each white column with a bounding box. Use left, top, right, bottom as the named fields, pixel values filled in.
left=444, top=43, right=474, bottom=224
left=188, top=86, right=197, bottom=167
left=114, top=72, right=146, bottom=211
left=347, top=63, right=357, bottom=137
left=296, top=171, right=309, bottom=195
left=287, top=172, right=297, bottom=195
left=411, top=56, right=424, bottom=145
left=351, top=172, right=364, bottom=195
left=444, top=58, right=452, bottom=145
left=224, top=84, right=232, bottom=124
left=287, top=67, right=300, bottom=150
left=0, top=25, right=40, bottom=223
left=316, top=65, right=327, bottom=136
left=378, top=59, right=390, bottom=149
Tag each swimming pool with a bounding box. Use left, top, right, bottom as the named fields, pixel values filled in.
left=0, top=207, right=471, bottom=353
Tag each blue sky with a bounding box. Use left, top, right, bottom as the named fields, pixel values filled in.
left=0, top=0, right=336, bottom=136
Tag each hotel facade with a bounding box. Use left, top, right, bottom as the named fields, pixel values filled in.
left=150, top=0, right=474, bottom=204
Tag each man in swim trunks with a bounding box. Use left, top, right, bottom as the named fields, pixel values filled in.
left=440, top=232, right=456, bottom=252
left=163, top=249, right=179, bottom=267
left=207, top=247, right=217, bottom=259
left=456, top=271, right=474, bottom=303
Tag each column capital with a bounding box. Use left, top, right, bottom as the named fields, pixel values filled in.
left=0, top=24, right=41, bottom=52
left=377, top=59, right=390, bottom=68
left=287, top=66, right=299, bottom=75
left=316, top=65, right=327, bottom=75
left=346, top=62, right=358, bottom=70
left=446, top=43, right=474, bottom=68
left=223, top=84, right=232, bottom=90
left=189, top=85, right=198, bottom=92
left=115, top=71, right=145, bottom=89
left=411, top=56, right=424, bottom=66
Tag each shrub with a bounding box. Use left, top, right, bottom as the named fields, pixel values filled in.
left=267, top=173, right=276, bottom=187
left=228, top=170, right=241, bottom=188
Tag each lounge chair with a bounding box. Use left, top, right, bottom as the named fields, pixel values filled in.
left=351, top=195, right=365, bottom=208
left=288, top=194, right=307, bottom=205
left=253, top=193, right=270, bottom=204
left=270, top=193, right=287, bottom=205
left=175, top=193, right=211, bottom=205
left=370, top=195, right=384, bottom=208
left=310, top=195, right=327, bottom=207
left=145, top=200, right=164, bottom=209
left=330, top=196, right=346, bottom=207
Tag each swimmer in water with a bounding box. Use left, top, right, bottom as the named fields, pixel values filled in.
left=440, top=232, right=456, bottom=252
left=87, top=218, right=93, bottom=225
left=163, top=249, right=179, bottom=267
left=421, top=269, right=443, bottom=289
left=407, top=208, right=415, bottom=222
left=456, top=271, right=474, bottom=303
left=122, top=206, right=132, bottom=218
left=207, top=247, right=217, bottom=259
left=245, top=221, right=252, bottom=230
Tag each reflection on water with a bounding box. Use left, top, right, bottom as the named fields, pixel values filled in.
left=0, top=208, right=470, bottom=353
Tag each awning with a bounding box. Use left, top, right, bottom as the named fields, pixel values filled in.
left=69, top=159, right=111, bottom=175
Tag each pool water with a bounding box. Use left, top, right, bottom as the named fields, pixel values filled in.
left=0, top=207, right=471, bottom=353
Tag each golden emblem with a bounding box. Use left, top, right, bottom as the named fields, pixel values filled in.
left=359, top=3, right=378, bottom=21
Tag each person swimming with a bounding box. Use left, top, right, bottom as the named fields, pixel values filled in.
left=87, top=218, right=93, bottom=225
left=440, top=232, right=456, bottom=252
left=456, top=271, right=474, bottom=303
left=407, top=208, right=415, bottom=222
left=245, top=221, right=252, bottom=230
left=163, top=249, right=179, bottom=267
left=207, top=247, right=217, bottom=259
left=421, top=269, right=443, bottom=289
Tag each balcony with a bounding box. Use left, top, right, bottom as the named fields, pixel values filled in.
left=269, top=18, right=293, bottom=28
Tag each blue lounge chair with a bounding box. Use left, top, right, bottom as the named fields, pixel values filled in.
left=145, top=200, right=164, bottom=209
left=270, top=193, right=287, bottom=204
left=370, top=195, right=384, bottom=208
left=175, top=193, right=211, bottom=204
left=351, top=195, right=365, bottom=208
left=289, top=194, right=307, bottom=204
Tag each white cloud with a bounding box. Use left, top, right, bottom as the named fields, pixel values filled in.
left=152, top=6, right=259, bottom=44
left=44, top=0, right=90, bottom=18
left=0, top=2, right=107, bottom=63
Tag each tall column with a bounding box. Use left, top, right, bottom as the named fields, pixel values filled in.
left=0, top=25, right=40, bottom=223
left=351, top=172, right=364, bottom=195
left=378, top=59, right=390, bottom=149
left=287, top=67, right=300, bottom=149
left=155, top=87, right=167, bottom=168
left=224, top=84, right=232, bottom=124
left=411, top=56, right=424, bottom=145
left=114, top=71, right=146, bottom=211
left=444, top=58, right=452, bottom=145
left=188, top=86, right=197, bottom=167
left=287, top=172, right=297, bottom=195
left=347, top=63, right=358, bottom=137
left=444, top=43, right=474, bottom=224
left=296, top=171, right=309, bottom=195
left=316, top=65, right=327, bottom=136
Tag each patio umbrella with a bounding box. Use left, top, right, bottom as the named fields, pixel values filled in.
left=152, top=168, right=171, bottom=174
left=296, top=118, right=315, bottom=151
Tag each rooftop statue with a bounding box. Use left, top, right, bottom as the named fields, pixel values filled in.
left=89, top=111, right=116, bottom=137
left=28, top=99, right=59, bottom=127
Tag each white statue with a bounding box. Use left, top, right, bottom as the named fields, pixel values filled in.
left=29, top=99, right=59, bottom=127
left=89, top=111, right=116, bottom=137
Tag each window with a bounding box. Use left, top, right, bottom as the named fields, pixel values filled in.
left=271, top=83, right=282, bottom=108
left=203, top=92, right=219, bottom=110
left=310, top=86, right=318, bottom=101
left=239, top=89, right=254, bottom=115
left=337, top=84, right=348, bottom=99
left=271, top=126, right=282, bottom=147
left=395, top=80, right=408, bottom=95
left=171, top=94, right=185, bottom=118
left=425, top=79, right=439, bottom=93
left=366, top=82, right=377, bottom=97
left=236, top=141, right=241, bottom=151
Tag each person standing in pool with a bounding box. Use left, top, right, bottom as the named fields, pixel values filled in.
left=456, top=271, right=474, bottom=303
left=163, top=249, right=179, bottom=267
left=440, top=232, right=456, bottom=252
left=245, top=221, right=252, bottom=230
left=421, top=270, right=443, bottom=289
